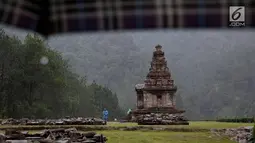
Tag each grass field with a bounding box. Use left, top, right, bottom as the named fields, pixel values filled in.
left=0, top=121, right=253, bottom=143
left=107, top=121, right=254, bottom=129
left=97, top=131, right=235, bottom=143
left=97, top=121, right=251, bottom=143
left=0, top=121, right=252, bottom=130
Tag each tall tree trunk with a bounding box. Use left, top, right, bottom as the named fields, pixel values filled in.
left=28, top=82, right=34, bottom=106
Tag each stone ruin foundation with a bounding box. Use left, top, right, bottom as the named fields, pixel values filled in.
left=136, top=113, right=188, bottom=125
left=211, top=126, right=254, bottom=143
left=0, top=128, right=107, bottom=143
left=1, top=117, right=106, bottom=125
left=131, top=45, right=189, bottom=125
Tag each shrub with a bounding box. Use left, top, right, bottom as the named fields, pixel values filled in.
left=216, top=117, right=254, bottom=123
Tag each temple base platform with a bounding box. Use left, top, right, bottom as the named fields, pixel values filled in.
left=131, top=107, right=189, bottom=125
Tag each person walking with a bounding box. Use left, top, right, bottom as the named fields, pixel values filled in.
left=127, top=108, right=132, bottom=121
left=102, top=108, right=109, bottom=123
left=127, top=108, right=132, bottom=115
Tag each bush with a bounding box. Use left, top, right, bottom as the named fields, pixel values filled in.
left=216, top=117, right=254, bottom=123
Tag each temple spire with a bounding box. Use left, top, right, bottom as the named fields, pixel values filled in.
left=155, top=44, right=162, bottom=49
left=144, top=45, right=174, bottom=89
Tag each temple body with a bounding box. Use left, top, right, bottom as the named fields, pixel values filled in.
left=131, top=45, right=188, bottom=125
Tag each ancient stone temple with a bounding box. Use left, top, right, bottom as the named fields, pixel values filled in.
left=131, top=45, right=189, bottom=125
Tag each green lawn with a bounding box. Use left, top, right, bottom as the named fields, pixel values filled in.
left=97, top=131, right=235, bottom=143
left=0, top=121, right=252, bottom=131
left=102, top=121, right=252, bottom=143
left=0, top=121, right=252, bottom=143
left=107, top=121, right=253, bottom=129
left=26, top=130, right=235, bottom=143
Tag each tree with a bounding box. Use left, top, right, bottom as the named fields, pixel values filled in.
left=0, top=29, right=124, bottom=119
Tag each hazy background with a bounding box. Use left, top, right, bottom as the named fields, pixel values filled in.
left=1, top=25, right=255, bottom=120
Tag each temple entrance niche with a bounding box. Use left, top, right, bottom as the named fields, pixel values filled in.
left=137, top=94, right=144, bottom=109
left=156, top=94, right=162, bottom=107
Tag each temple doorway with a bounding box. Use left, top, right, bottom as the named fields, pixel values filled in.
left=157, top=95, right=162, bottom=107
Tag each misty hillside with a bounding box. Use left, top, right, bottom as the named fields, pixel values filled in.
left=2, top=25, right=255, bottom=120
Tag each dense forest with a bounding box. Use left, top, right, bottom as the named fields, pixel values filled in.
left=0, top=29, right=124, bottom=119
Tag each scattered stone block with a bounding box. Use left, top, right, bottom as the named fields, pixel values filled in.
left=1, top=128, right=107, bottom=143
left=1, top=117, right=106, bottom=125
left=211, top=126, right=254, bottom=143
